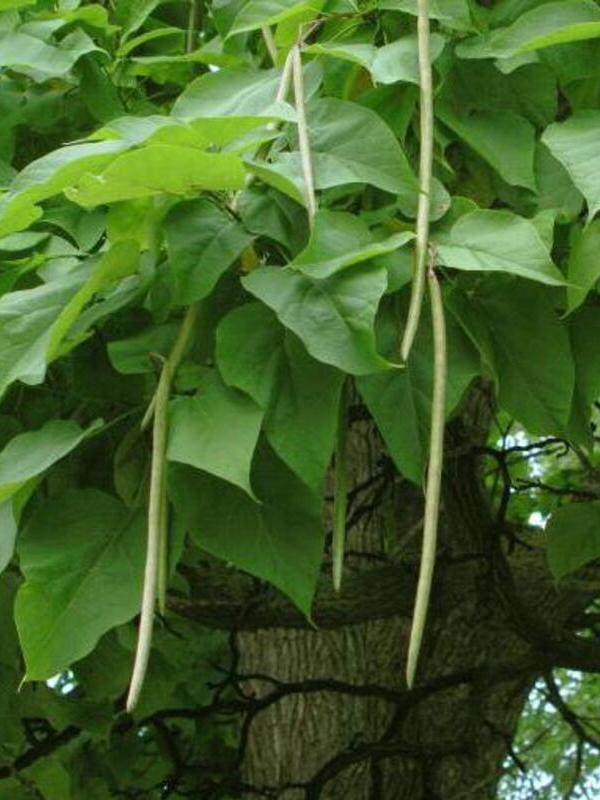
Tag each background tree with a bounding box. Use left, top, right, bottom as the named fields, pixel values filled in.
left=1, top=0, right=600, bottom=798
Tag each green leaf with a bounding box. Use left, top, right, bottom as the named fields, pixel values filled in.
left=435, top=209, right=565, bottom=285
left=230, top=0, right=323, bottom=34
left=370, top=34, right=446, bottom=85
left=242, top=262, right=394, bottom=375
left=167, top=368, right=263, bottom=497
left=437, top=106, right=536, bottom=190
left=475, top=279, right=575, bottom=434
left=546, top=501, right=600, bottom=578
left=15, top=489, right=145, bottom=680
left=534, top=143, right=584, bottom=222
left=379, top=0, right=472, bottom=30
left=0, top=140, right=125, bottom=237
left=566, top=221, right=600, bottom=313
left=169, top=442, right=323, bottom=616
left=107, top=323, right=179, bottom=374
left=250, top=97, right=419, bottom=206
left=164, top=199, right=253, bottom=304
left=290, top=209, right=414, bottom=278
left=216, top=303, right=344, bottom=492
left=47, top=241, right=140, bottom=359
left=0, top=418, right=100, bottom=504
left=0, top=29, right=101, bottom=80
left=0, top=271, right=88, bottom=400
left=0, top=500, right=16, bottom=574
left=66, top=145, right=246, bottom=207
left=172, top=66, right=303, bottom=122
left=357, top=297, right=479, bottom=483
left=542, top=111, right=600, bottom=220
left=457, top=0, right=600, bottom=60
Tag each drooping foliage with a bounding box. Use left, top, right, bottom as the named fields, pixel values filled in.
left=1, top=0, right=600, bottom=795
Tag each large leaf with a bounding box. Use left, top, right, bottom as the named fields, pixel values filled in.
left=242, top=262, right=394, bottom=375
left=230, top=0, right=323, bottom=34
left=379, top=0, right=472, bottom=30
left=47, top=241, right=140, bottom=359
left=170, top=443, right=323, bottom=616
left=546, top=501, right=600, bottom=578
left=0, top=29, right=100, bottom=81
left=66, top=145, right=246, bottom=207
left=475, top=279, right=575, bottom=435
left=370, top=34, right=446, bottom=85
left=542, top=111, right=600, bottom=220
left=172, top=66, right=307, bottom=122
left=164, top=199, right=253, bottom=304
left=216, top=303, right=344, bottom=491
left=249, top=97, right=420, bottom=208
left=457, top=0, right=600, bottom=60
left=434, top=209, right=565, bottom=285
left=566, top=221, right=600, bottom=313
left=167, top=368, right=263, bottom=497
left=0, top=501, right=16, bottom=574
left=290, top=209, right=413, bottom=278
left=437, top=106, right=536, bottom=190
left=15, top=489, right=145, bottom=680
left=0, top=140, right=125, bottom=237
left=0, top=419, right=100, bottom=504
left=0, top=271, right=88, bottom=400
left=357, top=298, right=479, bottom=483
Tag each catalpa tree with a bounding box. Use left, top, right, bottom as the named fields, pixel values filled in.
left=1, top=0, right=600, bottom=797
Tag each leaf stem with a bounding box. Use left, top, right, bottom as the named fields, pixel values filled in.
left=332, top=380, right=349, bottom=593
left=291, top=45, right=317, bottom=228
left=126, top=304, right=198, bottom=713
left=406, top=259, right=446, bottom=688
left=261, top=25, right=278, bottom=65
left=186, top=0, right=197, bottom=54
left=400, top=0, right=434, bottom=362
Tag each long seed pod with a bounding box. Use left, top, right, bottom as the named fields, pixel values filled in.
left=400, top=0, right=434, bottom=362
left=291, top=45, right=317, bottom=228
left=127, top=305, right=198, bottom=713
left=406, top=260, right=446, bottom=688
left=332, top=380, right=349, bottom=593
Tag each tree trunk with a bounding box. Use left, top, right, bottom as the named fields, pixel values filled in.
left=235, top=409, right=536, bottom=799
left=175, top=389, right=598, bottom=798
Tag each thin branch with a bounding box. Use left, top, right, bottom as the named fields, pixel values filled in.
left=291, top=45, right=317, bottom=227
left=400, top=0, right=434, bottom=361
left=406, top=260, right=446, bottom=687
left=127, top=305, right=198, bottom=712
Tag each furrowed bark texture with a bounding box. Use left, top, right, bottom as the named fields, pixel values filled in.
left=173, top=387, right=600, bottom=799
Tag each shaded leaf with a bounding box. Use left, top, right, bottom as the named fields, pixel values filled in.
left=164, top=198, right=253, bottom=304
left=547, top=501, right=600, bottom=578
left=167, top=368, right=263, bottom=497
left=216, top=303, right=343, bottom=491
left=243, top=263, right=394, bottom=375
left=170, top=442, right=323, bottom=616
left=16, top=489, right=145, bottom=680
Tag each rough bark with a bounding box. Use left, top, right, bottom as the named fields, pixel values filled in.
left=171, top=390, right=600, bottom=799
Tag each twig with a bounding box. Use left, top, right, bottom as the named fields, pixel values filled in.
left=291, top=45, right=317, bottom=227
left=400, top=0, right=434, bottom=361
left=332, top=380, right=349, bottom=592
left=406, top=259, right=446, bottom=687
left=127, top=305, right=198, bottom=712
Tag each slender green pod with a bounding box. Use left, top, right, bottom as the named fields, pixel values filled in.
left=332, top=380, right=349, bottom=592
left=127, top=305, right=197, bottom=712
left=400, top=0, right=434, bottom=361
left=406, top=261, right=447, bottom=688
